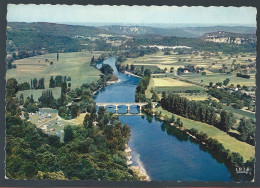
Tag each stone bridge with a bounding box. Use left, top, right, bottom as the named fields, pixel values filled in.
left=96, top=102, right=157, bottom=114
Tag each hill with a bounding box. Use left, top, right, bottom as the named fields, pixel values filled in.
left=100, top=25, right=256, bottom=38
left=8, top=22, right=111, bottom=38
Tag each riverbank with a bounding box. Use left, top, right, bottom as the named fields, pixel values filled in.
left=148, top=107, right=254, bottom=162
left=124, top=71, right=142, bottom=78
left=124, top=144, right=150, bottom=181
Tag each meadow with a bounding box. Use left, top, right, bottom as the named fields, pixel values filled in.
left=148, top=77, right=205, bottom=95
left=154, top=107, right=255, bottom=162
left=7, top=51, right=103, bottom=100
left=181, top=72, right=255, bottom=87
left=122, top=51, right=256, bottom=88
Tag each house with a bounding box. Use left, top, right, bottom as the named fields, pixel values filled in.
left=213, top=85, right=222, bottom=89
left=195, top=68, right=201, bottom=73
left=227, top=85, right=238, bottom=91
left=184, top=70, right=189, bottom=73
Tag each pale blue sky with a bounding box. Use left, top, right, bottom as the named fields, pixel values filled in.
left=7, top=5, right=257, bottom=26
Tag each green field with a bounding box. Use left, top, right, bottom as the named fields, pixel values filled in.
left=7, top=51, right=103, bottom=99
left=181, top=72, right=255, bottom=87
left=17, top=87, right=61, bottom=101
left=154, top=107, right=255, bottom=162
left=222, top=105, right=255, bottom=119
left=154, top=86, right=205, bottom=93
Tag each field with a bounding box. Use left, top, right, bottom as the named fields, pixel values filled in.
left=7, top=51, right=102, bottom=100
left=154, top=107, right=255, bottom=162
left=17, top=87, right=61, bottom=100
left=222, top=105, right=255, bottom=120
left=181, top=72, right=255, bottom=87
left=146, top=77, right=205, bottom=96
left=122, top=51, right=256, bottom=88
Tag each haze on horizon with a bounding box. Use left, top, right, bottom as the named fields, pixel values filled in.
left=7, top=5, right=256, bottom=27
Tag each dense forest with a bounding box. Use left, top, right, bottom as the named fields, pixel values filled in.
left=7, top=30, right=82, bottom=52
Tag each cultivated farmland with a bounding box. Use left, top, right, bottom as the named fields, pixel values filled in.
left=7, top=51, right=103, bottom=100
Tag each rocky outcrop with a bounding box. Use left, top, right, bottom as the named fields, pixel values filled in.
left=201, top=31, right=256, bottom=45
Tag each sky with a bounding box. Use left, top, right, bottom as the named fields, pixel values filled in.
left=7, top=5, right=257, bottom=27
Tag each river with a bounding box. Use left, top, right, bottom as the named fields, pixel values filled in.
left=94, top=57, right=237, bottom=182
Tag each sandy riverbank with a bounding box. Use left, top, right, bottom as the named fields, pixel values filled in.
left=93, top=79, right=121, bottom=95
left=124, top=71, right=142, bottom=78
left=124, top=144, right=150, bottom=181
left=107, top=79, right=121, bottom=85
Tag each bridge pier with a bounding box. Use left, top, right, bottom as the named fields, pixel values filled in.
left=96, top=102, right=157, bottom=115
left=127, top=105, right=130, bottom=113
left=138, top=105, right=142, bottom=114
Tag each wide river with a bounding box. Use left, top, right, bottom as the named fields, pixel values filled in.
left=95, top=57, right=236, bottom=182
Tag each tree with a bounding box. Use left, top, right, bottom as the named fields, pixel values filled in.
left=57, top=53, right=59, bottom=61
left=24, top=112, right=29, bottom=120
left=60, top=93, right=67, bottom=106
left=144, top=69, right=151, bottom=77
left=19, top=94, right=24, bottom=105
left=151, top=92, right=160, bottom=102
left=176, top=118, right=181, bottom=127
left=12, top=52, right=17, bottom=60
left=6, top=78, right=18, bottom=97
left=223, top=78, right=230, bottom=86
left=32, top=78, right=38, bottom=89
left=90, top=105, right=97, bottom=121
left=100, top=64, right=114, bottom=75
left=61, top=82, right=67, bottom=94
left=70, top=104, right=80, bottom=118
left=209, top=82, right=213, bottom=87
left=58, top=106, right=68, bottom=119
left=49, top=76, right=56, bottom=88
left=55, top=76, right=63, bottom=87
left=6, top=56, right=14, bottom=69
left=126, top=64, right=129, bottom=71
left=83, top=113, right=92, bottom=128
left=238, top=118, right=255, bottom=142
left=64, top=125, right=74, bottom=143
left=162, top=91, right=167, bottom=99
left=38, top=78, right=45, bottom=89
left=98, top=106, right=106, bottom=119
left=219, top=111, right=235, bottom=132
left=170, top=114, right=175, bottom=124
left=141, top=65, right=144, bottom=73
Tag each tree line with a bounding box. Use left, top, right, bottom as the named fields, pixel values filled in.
left=160, top=93, right=255, bottom=145
left=237, top=73, right=250, bottom=79
left=135, top=69, right=151, bottom=102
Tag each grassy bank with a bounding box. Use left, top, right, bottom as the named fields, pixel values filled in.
left=153, top=107, right=255, bottom=162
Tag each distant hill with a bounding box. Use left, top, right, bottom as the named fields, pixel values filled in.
left=6, top=22, right=112, bottom=52
left=100, top=25, right=256, bottom=38
left=200, top=31, right=256, bottom=45
left=7, top=22, right=111, bottom=38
